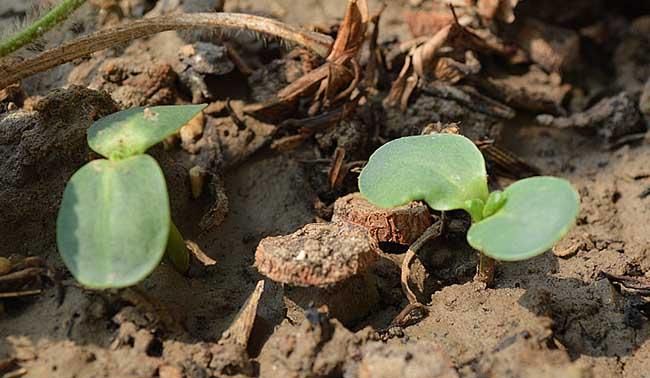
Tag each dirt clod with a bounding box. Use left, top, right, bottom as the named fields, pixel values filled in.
left=514, top=18, right=580, bottom=73
left=2, top=0, right=650, bottom=377
left=332, top=192, right=433, bottom=245
left=536, top=92, right=646, bottom=140
left=255, top=222, right=378, bottom=288
left=0, top=86, right=118, bottom=256
left=356, top=340, right=459, bottom=378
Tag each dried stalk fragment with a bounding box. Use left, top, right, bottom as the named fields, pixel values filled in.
left=0, top=13, right=333, bottom=89
left=401, top=221, right=443, bottom=304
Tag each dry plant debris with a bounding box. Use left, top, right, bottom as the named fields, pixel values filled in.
left=0, top=12, right=334, bottom=89
left=248, top=0, right=369, bottom=126
left=537, top=92, right=645, bottom=141
left=0, top=256, right=54, bottom=301
left=2, top=0, right=650, bottom=376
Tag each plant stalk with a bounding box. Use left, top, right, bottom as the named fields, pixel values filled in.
left=467, top=200, right=496, bottom=286
left=401, top=219, right=443, bottom=304
left=0, top=13, right=333, bottom=89
left=0, top=0, right=87, bottom=58
left=476, top=252, right=495, bottom=287
left=165, top=221, right=189, bottom=274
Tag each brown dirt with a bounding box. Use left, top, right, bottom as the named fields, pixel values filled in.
left=1, top=1, right=649, bottom=378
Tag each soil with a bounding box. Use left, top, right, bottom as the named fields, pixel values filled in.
left=1, top=1, right=650, bottom=377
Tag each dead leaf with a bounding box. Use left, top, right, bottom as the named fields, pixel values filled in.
left=328, top=0, right=369, bottom=61
left=249, top=0, right=368, bottom=120
left=599, top=272, right=650, bottom=295
left=475, top=140, right=541, bottom=179
left=328, top=147, right=348, bottom=189
left=186, top=240, right=217, bottom=266
left=404, top=10, right=454, bottom=38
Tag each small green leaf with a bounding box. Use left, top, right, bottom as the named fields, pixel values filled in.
left=56, top=155, right=170, bottom=288
left=88, top=104, right=206, bottom=159
left=482, top=190, right=506, bottom=219
left=467, top=176, right=580, bottom=261
left=464, top=198, right=486, bottom=223
left=359, top=134, right=489, bottom=211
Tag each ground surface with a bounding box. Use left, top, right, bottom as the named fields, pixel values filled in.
left=1, top=0, right=649, bottom=377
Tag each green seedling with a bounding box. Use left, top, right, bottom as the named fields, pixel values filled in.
left=359, top=134, right=580, bottom=268
left=0, top=0, right=87, bottom=58
left=56, top=104, right=206, bottom=289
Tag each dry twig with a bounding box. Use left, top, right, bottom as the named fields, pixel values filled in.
left=0, top=13, right=333, bottom=89
left=401, top=219, right=444, bottom=304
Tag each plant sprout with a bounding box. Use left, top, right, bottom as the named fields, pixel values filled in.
left=359, top=134, right=580, bottom=277
left=56, top=104, right=206, bottom=288
left=0, top=0, right=87, bottom=58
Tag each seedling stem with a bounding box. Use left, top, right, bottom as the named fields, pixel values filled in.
left=166, top=221, right=190, bottom=274
left=0, top=0, right=87, bottom=58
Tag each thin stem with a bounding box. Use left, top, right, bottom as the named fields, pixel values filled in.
left=401, top=219, right=443, bottom=304
left=0, top=0, right=87, bottom=58
left=0, top=13, right=333, bottom=89
left=165, top=221, right=189, bottom=274
left=465, top=198, right=497, bottom=286
left=476, top=252, right=496, bottom=287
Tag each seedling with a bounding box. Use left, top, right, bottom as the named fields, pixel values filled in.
left=359, top=134, right=580, bottom=282
left=56, top=104, right=206, bottom=288
left=0, top=0, right=87, bottom=58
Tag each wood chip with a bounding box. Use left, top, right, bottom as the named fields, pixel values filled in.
left=221, top=280, right=265, bottom=346
left=328, top=147, right=348, bottom=190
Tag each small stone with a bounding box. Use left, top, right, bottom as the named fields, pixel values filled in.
left=87, top=299, right=107, bottom=319
left=515, top=18, right=580, bottom=72
left=133, top=329, right=154, bottom=354
left=358, top=341, right=458, bottom=378
left=159, top=365, right=183, bottom=378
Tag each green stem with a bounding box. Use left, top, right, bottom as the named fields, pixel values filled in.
left=165, top=221, right=190, bottom=274
left=464, top=198, right=496, bottom=286
left=0, top=0, right=87, bottom=58
left=464, top=198, right=485, bottom=223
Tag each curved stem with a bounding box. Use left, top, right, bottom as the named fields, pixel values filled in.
left=0, top=13, right=333, bottom=89
left=0, top=0, right=87, bottom=58
left=165, top=221, right=189, bottom=274
left=401, top=219, right=443, bottom=304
